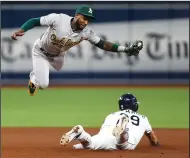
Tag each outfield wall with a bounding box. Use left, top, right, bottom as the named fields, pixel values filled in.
left=1, top=2, right=189, bottom=86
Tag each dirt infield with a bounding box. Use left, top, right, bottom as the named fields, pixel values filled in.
left=2, top=128, right=188, bottom=158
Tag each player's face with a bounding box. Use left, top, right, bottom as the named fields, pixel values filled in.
left=75, top=14, right=90, bottom=30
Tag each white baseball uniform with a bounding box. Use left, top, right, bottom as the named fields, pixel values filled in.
left=30, top=13, right=100, bottom=88
left=76, top=109, right=152, bottom=150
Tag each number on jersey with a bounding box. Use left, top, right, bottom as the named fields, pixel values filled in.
left=120, top=113, right=140, bottom=126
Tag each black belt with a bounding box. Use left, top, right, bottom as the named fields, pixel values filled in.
left=40, top=48, right=58, bottom=58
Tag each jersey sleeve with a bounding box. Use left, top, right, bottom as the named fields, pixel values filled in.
left=40, top=13, right=60, bottom=27
left=145, top=117, right=153, bottom=133
left=85, top=29, right=101, bottom=44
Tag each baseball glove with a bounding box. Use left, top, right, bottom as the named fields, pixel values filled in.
left=124, top=40, right=143, bottom=56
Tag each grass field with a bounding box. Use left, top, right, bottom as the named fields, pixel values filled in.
left=1, top=87, right=189, bottom=128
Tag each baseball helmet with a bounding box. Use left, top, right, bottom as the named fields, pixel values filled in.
left=118, top=93, right=139, bottom=112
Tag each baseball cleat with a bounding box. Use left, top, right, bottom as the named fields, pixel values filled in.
left=28, top=80, right=38, bottom=96
left=60, top=125, right=83, bottom=146
left=112, top=116, right=129, bottom=137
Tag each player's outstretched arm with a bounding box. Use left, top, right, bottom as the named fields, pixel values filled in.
left=94, top=39, right=143, bottom=56
left=145, top=131, right=160, bottom=146
left=11, top=17, right=41, bottom=40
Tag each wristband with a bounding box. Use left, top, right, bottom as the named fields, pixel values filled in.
left=117, top=46, right=126, bottom=52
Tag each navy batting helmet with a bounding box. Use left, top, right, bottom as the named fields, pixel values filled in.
left=118, top=93, right=139, bottom=112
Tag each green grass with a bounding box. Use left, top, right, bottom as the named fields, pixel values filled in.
left=1, top=87, right=189, bottom=128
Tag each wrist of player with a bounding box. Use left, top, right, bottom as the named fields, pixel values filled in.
left=150, top=140, right=160, bottom=146
left=117, top=45, right=135, bottom=56
left=117, top=46, right=126, bottom=52
left=19, top=29, right=25, bottom=33
left=16, top=29, right=25, bottom=36
left=111, top=44, right=128, bottom=53
left=114, top=44, right=134, bottom=54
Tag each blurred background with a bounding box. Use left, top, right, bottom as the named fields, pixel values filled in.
left=1, top=1, right=189, bottom=86
left=1, top=2, right=189, bottom=128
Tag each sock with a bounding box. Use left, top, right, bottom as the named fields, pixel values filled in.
left=29, top=72, right=39, bottom=87
left=77, top=130, right=92, bottom=148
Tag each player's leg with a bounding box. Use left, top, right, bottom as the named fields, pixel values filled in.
left=73, top=133, right=117, bottom=150
left=88, top=133, right=117, bottom=150
left=49, top=55, right=64, bottom=71
left=61, top=125, right=118, bottom=150
left=28, top=41, right=50, bottom=96
left=60, top=125, right=92, bottom=149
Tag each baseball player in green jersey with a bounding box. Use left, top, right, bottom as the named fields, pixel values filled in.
left=11, top=5, right=143, bottom=96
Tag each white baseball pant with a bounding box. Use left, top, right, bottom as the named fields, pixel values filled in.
left=30, top=39, right=64, bottom=88
left=74, top=117, right=136, bottom=150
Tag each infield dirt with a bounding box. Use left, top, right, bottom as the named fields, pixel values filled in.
left=2, top=128, right=188, bottom=158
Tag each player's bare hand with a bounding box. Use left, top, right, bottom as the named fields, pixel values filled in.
left=11, top=30, right=25, bottom=40
left=124, top=40, right=143, bottom=56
